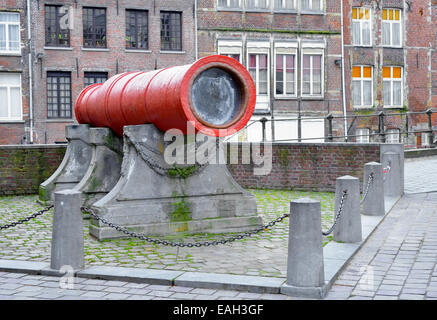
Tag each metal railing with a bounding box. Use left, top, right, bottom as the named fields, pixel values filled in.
left=225, top=109, right=437, bottom=149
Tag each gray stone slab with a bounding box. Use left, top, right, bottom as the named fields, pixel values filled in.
left=174, top=272, right=286, bottom=294
left=0, top=260, right=49, bottom=275
left=76, top=266, right=183, bottom=285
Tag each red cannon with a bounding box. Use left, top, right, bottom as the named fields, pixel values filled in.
left=74, top=55, right=256, bottom=137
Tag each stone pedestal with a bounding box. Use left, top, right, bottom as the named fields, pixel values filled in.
left=39, top=125, right=92, bottom=203
left=90, top=124, right=261, bottom=240
left=72, top=127, right=123, bottom=207
left=333, top=175, right=362, bottom=243
left=362, top=162, right=385, bottom=216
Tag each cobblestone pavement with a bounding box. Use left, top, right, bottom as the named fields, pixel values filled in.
left=0, top=271, right=301, bottom=300
left=326, top=192, right=437, bottom=300
left=0, top=189, right=335, bottom=278
left=405, top=156, right=437, bottom=194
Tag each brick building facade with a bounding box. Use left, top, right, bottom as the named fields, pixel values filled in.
left=0, top=0, right=436, bottom=145
left=197, top=0, right=345, bottom=141
left=343, top=0, right=437, bottom=146
left=0, top=0, right=196, bottom=144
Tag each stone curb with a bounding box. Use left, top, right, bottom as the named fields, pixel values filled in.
left=0, top=196, right=400, bottom=298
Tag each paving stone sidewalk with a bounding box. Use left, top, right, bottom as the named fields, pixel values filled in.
left=326, top=192, right=437, bottom=300
left=405, top=156, right=437, bottom=193
left=0, top=271, right=300, bottom=300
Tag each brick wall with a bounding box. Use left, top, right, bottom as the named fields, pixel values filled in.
left=225, top=142, right=381, bottom=192
left=0, top=142, right=382, bottom=195
left=0, top=144, right=66, bottom=195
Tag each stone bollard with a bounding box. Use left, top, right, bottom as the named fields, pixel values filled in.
left=382, top=152, right=402, bottom=198
left=280, top=198, right=326, bottom=298
left=333, top=176, right=362, bottom=243
left=362, top=162, right=385, bottom=216
left=50, top=190, right=84, bottom=272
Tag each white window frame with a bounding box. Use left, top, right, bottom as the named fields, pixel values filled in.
left=218, top=0, right=242, bottom=9
left=352, top=65, right=373, bottom=108
left=274, top=0, right=297, bottom=10
left=352, top=7, right=372, bottom=47
left=421, top=132, right=430, bottom=147
left=301, top=45, right=324, bottom=98
left=246, top=0, right=270, bottom=10
left=386, top=128, right=400, bottom=143
left=382, top=8, right=402, bottom=48
left=0, top=12, right=21, bottom=54
left=274, top=42, right=297, bottom=98
left=300, top=0, right=323, bottom=12
left=217, top=40, right=243, bottom=63
left=0, top=73, right=22, bottom=121
left=383, top=66, right=403, bottom=108
left=356, top=128, right=370, bottom=143
left=247, top=41, right=270, bottom=111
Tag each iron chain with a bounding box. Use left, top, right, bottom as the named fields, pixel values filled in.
left=322, top=189, right=348, bottom=236
left=360, top=172, right=374, bottom=205
left=82, top=206, right=289, bottom=247
left=0, top=205, right=53, bottom=230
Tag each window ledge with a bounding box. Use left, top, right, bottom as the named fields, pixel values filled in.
left=274, top=95, right=298, bottom=100
left=81, top=48, right=110, bottom=52
left=0, top=120, right=24, bottom=123
left=0, top=52, right=21, bottom=56
left=45, top=119, right=75, bottom=123
left=301, top=96, right=324, bottom=100
left=125, top=49, right=152, bottom=53
left=383, top=106, right=403, bottom=109
left=381, top=45, right=403, bottom=49
left=351, top=44, right=373, bottom=48
left=274, top=9, right=298, bottom=14
left=300, top=10, right=325, bottom=15
left=44, top=46, right=73, bottom=51
left=217, top=8, right=243, bottom=12
left=159, top=50, right=186, bottom=54
left=353, top=106, right=374, bottom=110
left=245, top=9, right=271, bottom=13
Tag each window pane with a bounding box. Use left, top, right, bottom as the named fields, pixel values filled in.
left=362, top=22, right=370, bottom=45
left=301, top=0, right=310, bottom=10
left=382, top=22, right=390, bottom=46
left=0, top=25, right=6, bottom=50
left=0, top=87, right=7, bottom=118
left=392, top=23, right=401, bottom=46
left=0, top=13, right=19, bottom=23
left=352, top=22, right=361, bottom=45
left=383, top=80, right=391, bottom=105
left=10, top=87, right=21, bottom=118
left=161, top=12, right=182, bottom=51
left=363, top=80, right=372, bottom=105
left=8, top=24, right=19, bottom=51
left=393, top=81, right=402, bottom=105
left=352, top=80, right=361, bottom=106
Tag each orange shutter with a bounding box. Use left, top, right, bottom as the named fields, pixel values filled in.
left=382, top=67, right=391, bottom=78
left=352, top=66, right=361, bottom=78
left=392, top=67, right=402, bottom=78
left=363, top=66, right=372, bottom=78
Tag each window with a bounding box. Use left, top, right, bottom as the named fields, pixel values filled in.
left=218, top=40, right=242, bottom=63
left=301, top=0, right=322, bottom=11
left=275, top=0, right=296, bottom=10
left=84, top=72, right=108, bottom=88
left=275, top=53, right=296, bottom=97
left=301, top=53, right=323, bottom=97
left=352, top=66, right=373, bottom=107
left=386, top=128, right=400, bottom=143
left=126, top=10, right=148, bottom=50
left=382, top=8, right=402, bottom=47
left=383, top=66, right=402, bottom=107
left=356, top=128, right=370, bottom=143
left=0, top=12, right=20, bottom=54
left=247, top=42, right=270, bottom=109
left=160, top=12, right=182, bottom=51
left=421, top=132, right=430, bottom=147
left=246, top=0, right=269, bottom=9
left=47, top=72, right=71, bottom=118
left=218, top=0, right=241, bottom=8
left=83, top=7, right=106, bottom=48
left=0, top=73, right=21, bottom=120
left=45, top=5, right=70, bottom=47
left=352, top=7, right=371, bottom=46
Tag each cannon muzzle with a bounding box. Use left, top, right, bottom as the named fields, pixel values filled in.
left=74, top=55, right=256, bottom=137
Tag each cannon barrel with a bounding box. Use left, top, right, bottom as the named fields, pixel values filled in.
left=74, top=55, right=256, bottom=137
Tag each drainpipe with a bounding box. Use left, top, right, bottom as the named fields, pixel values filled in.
left=340, top=0, right=348, bottom=142
left=27, top=0, right=34, bottom=144
left=194, top=0, right=198, bottom=60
